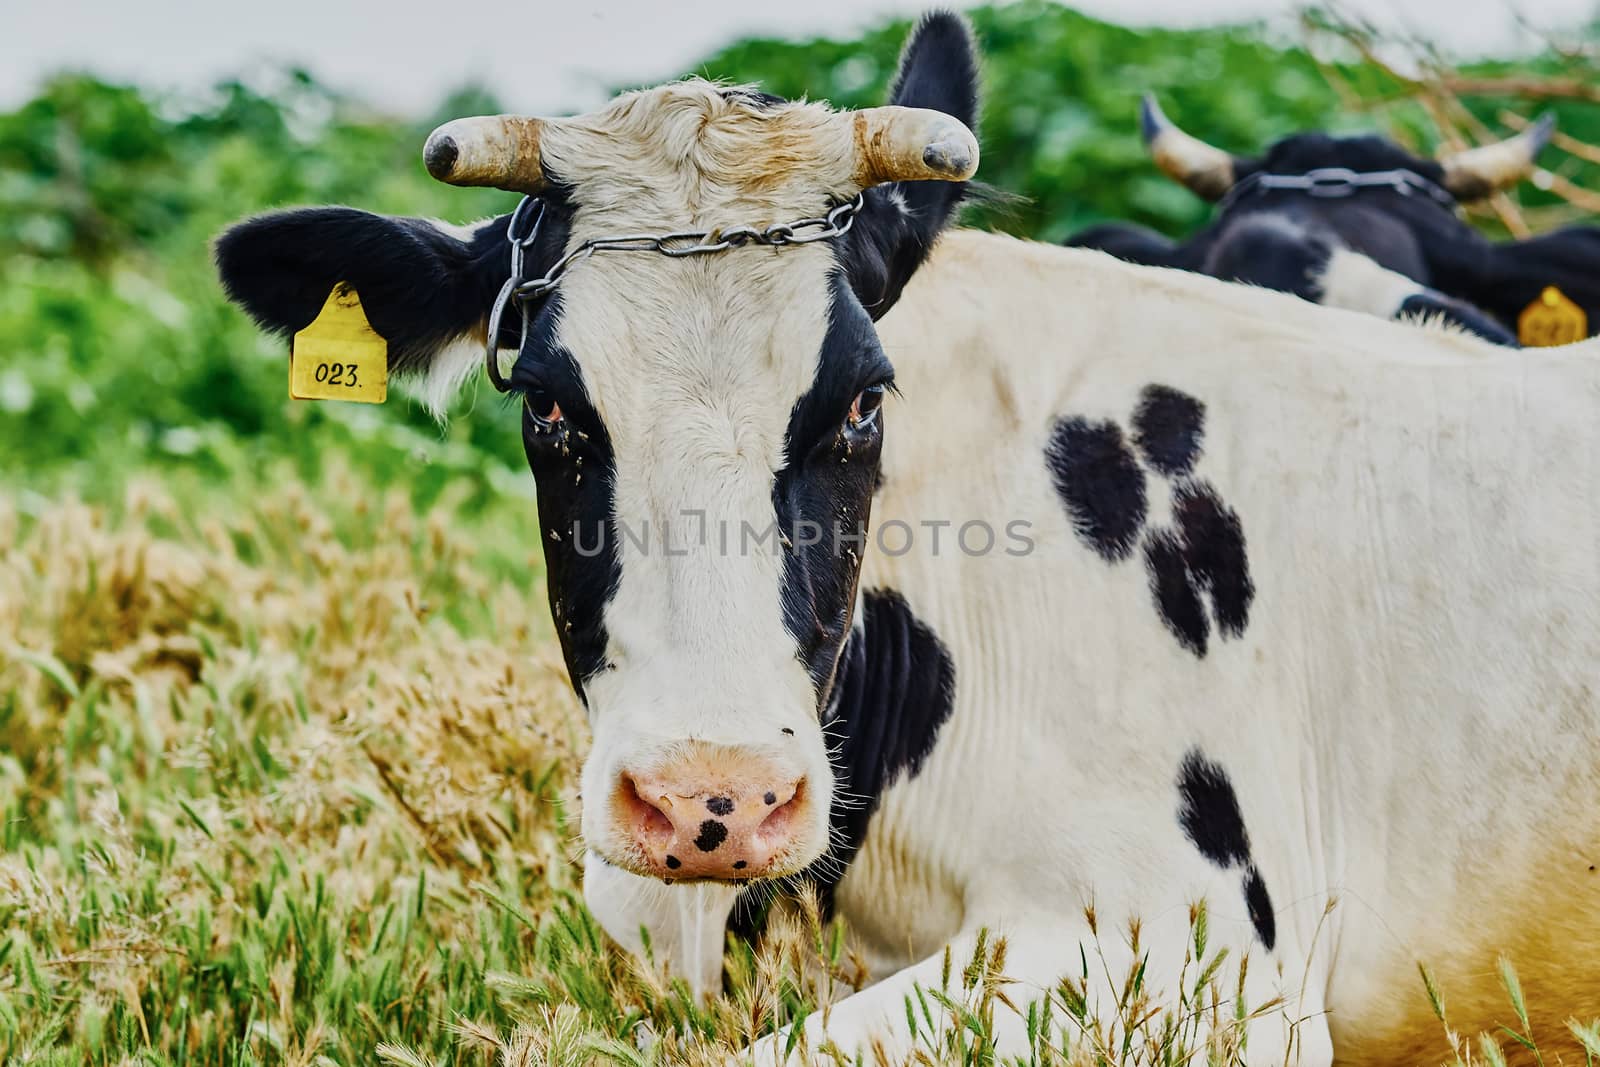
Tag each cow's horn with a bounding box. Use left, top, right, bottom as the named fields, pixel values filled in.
left=1440, top=113, right=1555, bottom=201
left=1140, top=93, right=1235, bottom=202
left=423, top=115, right=548, bottom=193
left=849, top=106, right=979, bottom=186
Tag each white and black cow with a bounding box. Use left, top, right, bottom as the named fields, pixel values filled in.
left=1068, top=96, right=1600, bottom=346
left=216, top=15, right=1600, bottom=1065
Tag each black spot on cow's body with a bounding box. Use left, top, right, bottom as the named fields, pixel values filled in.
left=1244, top=866, right=1277, bottom=949
left=694, top=820, right=728, bottom=853
left=1045, top=417, right=1148, bottom=562
left=664, top=855, right=680, bottom=870
left=1144, top=529, right=1209, bottom=656
left=763, top=791, right=777, bottom=805
left=1177, top=750, right=1277, bottom=951
left=732, top=860, right=748, bottom=871
left=732, top=587, right=956, bottom=933
left=1048, top=386, right=1253, bottom=657
left=1176, top=750, right=1250, bottom=868
left=1131, top=385, right=1206, bottom=477
left=1172, top=481, right=1254, bottom=637
left=706, top=796, right=734, bottom=816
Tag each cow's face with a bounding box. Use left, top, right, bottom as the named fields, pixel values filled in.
left=214, top=16, right=980, bottom=884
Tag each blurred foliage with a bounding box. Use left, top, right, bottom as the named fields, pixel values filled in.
left=0, top=1, right=1594, bottom=494
left=689, top=3, right=1346, bottom=242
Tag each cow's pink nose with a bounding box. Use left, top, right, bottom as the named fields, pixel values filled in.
left=618, top=763, right=805, bottom=881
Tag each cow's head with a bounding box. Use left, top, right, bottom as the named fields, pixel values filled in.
left=1138, top=95, right=1600, bottom=337
left=1140, top=93, right=1553, bottom=206
left=215, top=15, right=979, bottom=883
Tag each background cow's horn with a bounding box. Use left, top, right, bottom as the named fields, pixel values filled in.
left=423, top=115, right=548, bottom=193
left=850, top=106, right=980, bottom=186
left=1140, top=93, right=1235, bottom=202
left=1439, top=113, right=1555, bottom=201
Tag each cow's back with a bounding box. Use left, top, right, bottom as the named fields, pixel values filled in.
left=859, top=228, right=1600, bottom=1060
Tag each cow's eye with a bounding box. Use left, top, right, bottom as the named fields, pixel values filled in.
left=848, top=384, right=885, bottom=428
left=524, top=387, right=564, bottom=429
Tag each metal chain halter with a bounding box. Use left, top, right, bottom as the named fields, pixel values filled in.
left=1216, top=167, right=1458, bottom=215
left=483, top=192, right=868, bottom=392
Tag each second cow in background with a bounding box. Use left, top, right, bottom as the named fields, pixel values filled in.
left=1069, top=96, right=1600, bottom=346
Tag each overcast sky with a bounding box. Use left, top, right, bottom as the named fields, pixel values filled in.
left=6, top=0, right=1595, bottom=116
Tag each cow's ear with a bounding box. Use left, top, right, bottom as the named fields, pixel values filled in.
left=1466, top=225, right=1600, bottom=334
left=840, top=12, right=980, bottom=320
left=214, top=208, right=512, bottom=416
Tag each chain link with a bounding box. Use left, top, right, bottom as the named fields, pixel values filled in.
left=1216, top=166, right=1458, bottom=215
left=482, top=194, right=866, bottom=392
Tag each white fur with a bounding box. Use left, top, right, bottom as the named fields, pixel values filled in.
left=1313, top=245, right=1426, bottom=318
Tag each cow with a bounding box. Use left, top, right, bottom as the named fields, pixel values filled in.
left=1067, top=96, right=1600, bottom=346
left=214, top=14, right=1600, bottom=1066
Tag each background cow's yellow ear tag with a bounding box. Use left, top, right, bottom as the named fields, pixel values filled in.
left=1518, top=286, right=1587, bottom=348
left=290, top=283, right=388, bottom=403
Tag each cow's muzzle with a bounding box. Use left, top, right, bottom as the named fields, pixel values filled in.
left=613, top=750, right=810, bottom=882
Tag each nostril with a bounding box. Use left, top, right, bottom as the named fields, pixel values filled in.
left=757, top=779, right=804, bottom=840
left=620, top=773, right=672, bottom=842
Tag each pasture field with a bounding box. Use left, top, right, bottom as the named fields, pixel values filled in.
left=4, top=1, right=1599, bottom=1061
left=4, top=463, right=1593, bottom=1066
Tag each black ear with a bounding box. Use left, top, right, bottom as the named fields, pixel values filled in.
left=840, top=11, right=980, bottom=319
left=214, top=208, right=513, bottom=412
left=1471, top=225, right=1600, bottom=336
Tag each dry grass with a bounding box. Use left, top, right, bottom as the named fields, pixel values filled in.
left=2, top=467, right=1592, bottom=1066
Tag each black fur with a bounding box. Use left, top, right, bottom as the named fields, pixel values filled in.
left=813, top=588, right=956, bottom=911
left=1045, top=417, right=1148, bottom=563
left=1131, top=385, right=1205, bottom=477
left=512, top=289, right=622, bottom=699
left=1049, top=387, right=1251, bottom=657
left=1243, top=866, right=1277, bottom=950
left=839, top=12, right=979, bottom=318
left=1177, top=750, right=1277, bottom=950
left=706, top=796, right=734, bottom=815
left=1201, top=215, right=1333, bottom=303
left=1144, top=529, right=1209, bottom=657
left=1067, top=124, right=1600, bottom=344
left=775, top=275, right=893, bottom=692
left=1172, top=480, right=1253, bottom=638
left=1176, top=750, right=1251, bottom=868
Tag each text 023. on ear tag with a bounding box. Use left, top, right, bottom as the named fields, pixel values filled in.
left=1518, top=285, right=1588, bottom=348
left=291, top=283, right=388, bottom=403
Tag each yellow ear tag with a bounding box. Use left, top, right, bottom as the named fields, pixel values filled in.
left=290, top=283, right=388, bottom=403
left=1518, top=286, right=1587, bottom=348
